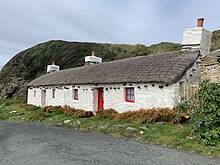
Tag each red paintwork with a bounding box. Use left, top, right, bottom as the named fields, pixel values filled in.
left=125, top=88, right=135, bottom=103
left=97, top=88, right=104, bottom=110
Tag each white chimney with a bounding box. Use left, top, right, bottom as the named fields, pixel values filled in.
left=85, top=51, right=102, bottom=65
left=181, top=18, right=212, bottom=57
left=47, top=62, right=60, bottom=73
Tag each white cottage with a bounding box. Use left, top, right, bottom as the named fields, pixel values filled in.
left=27, top=18, right=212, bottom=113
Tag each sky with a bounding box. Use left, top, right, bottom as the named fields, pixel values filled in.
left=0, top=0, right=220, bottom=68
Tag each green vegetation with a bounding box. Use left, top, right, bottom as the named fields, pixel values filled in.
left=1, top=29, right=220, bottom=99
left=0, top=41, right=181, bottom=98
left=0, top=98, right=219, bottom=157
left=192, top=81, right=220, bottom=146
left=1, top=41, right=181, bottom=81
left=211, top=30, right=220, bottom=51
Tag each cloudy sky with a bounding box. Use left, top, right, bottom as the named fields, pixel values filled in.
left=0, top=0, right=219, bottom=68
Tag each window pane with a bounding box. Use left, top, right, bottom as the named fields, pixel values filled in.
left=131, top=95, right=135, bottom=101
left=128, top=88, right=131, bottom=95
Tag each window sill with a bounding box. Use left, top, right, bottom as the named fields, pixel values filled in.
left=125, top=100, right=135, bottom=103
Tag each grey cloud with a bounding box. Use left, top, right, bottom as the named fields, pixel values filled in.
left=0, top=0, right=220, bottom=68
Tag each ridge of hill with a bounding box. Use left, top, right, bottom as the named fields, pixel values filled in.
left=1, top=28, right=220, bottom=99
left=0, top=41, right=180, bottom=98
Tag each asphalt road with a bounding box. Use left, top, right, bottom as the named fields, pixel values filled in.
left=0, top=121, right=219, bottom=165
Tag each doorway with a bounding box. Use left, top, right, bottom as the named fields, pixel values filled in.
left=97, top=88, right=104, bottom=110
left=41, top=90, right=46, bottom=107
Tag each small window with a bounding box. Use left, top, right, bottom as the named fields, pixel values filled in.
left=125, top=87, right=135, bottom=102
left=34, top=90, right=36, bottom=97
left=73, top=89, right=78, bottom=100
left=52, top=89, right=55, bottom=98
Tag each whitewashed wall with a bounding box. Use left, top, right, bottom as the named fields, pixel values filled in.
left=102, top=83, right=179, bottom=113
left=27, top=88, right=41, bottom=106
left=27, top=82, right=180, bottom=113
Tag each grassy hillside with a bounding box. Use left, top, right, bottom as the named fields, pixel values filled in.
left=0, top=41, right=180, bottom=98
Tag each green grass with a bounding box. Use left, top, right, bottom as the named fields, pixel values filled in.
left=0, top=99, right=219, bottom=158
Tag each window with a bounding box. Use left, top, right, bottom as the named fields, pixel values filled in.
left=73, top=89, right=78, bottom=100
left=52, top=89, right=55, bottom=98
left=125, top=87, right=135, bottom=102
left=34, top=90, right=36, bottom=97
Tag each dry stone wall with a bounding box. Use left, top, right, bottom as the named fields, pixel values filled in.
left=201, top=51, right=220, bottom=82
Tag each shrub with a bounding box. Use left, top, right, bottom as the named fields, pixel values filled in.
left=192, top=81, right=220, bottom=145
left=112, top=108, right=176, bottom=124
left=171, top=112, right=190, bottom=124
left=42, top=106, right=53, bottom=113
left=43, top=105, right=94, bottom=118
left=96, top=109, right=118, bottom=119
left=64, top=107, right=77, bottom=116
left=174, top=102, right=191, bottom=113
left=43, top=106, right=63, bottom=114
left=74, top=109, right=94, bottom=118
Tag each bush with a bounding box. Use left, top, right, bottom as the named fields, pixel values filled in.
left=174, top=102, right=191, bottom=113
left=74, top=109, right=94, bottom=118
left=192, top=81, right=220, bottom=145
left=96, top=108, right=118, bottom=119
left=43, top=105, right=94, bottom=118
left=115, top=108, right=176, bottom=124
left=43, top=106, right=63, bottom=114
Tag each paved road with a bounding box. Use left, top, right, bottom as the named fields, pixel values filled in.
left=0, top=121, right=219, bottom=165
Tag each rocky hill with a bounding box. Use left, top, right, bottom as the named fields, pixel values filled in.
left=0, top=41, right=181, bottom=98
left=1, top=28, right=220, bottom=99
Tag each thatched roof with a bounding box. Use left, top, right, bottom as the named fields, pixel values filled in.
left=28, top=50, right=200, bottom=87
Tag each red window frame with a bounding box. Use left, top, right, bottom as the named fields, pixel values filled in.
left=73, top=89, right=78, bottom=100
left=125, top=87, right=135, bottom=102
left=52, top=89, right=55, bottom=98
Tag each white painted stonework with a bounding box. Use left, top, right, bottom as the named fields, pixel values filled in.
left=182, top=27, right=212, bottom=56
left=85, top=56, right=102, bottom=64
left=27, top=82, right=180, bottom=113
left=47, top=64, right=60, bottom=73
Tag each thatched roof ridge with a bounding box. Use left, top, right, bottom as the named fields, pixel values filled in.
left=27, top=50, right=200, bottom=87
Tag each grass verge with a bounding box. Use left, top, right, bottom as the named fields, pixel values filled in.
left=0, top=99, right=219, bottom=158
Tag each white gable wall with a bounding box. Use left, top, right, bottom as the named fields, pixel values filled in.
left=27, top=82, right=180, bottom=112
left=27, top=88, right=41, bottom=106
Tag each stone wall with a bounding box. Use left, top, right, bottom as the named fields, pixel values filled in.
left=201, top=51, right=220, bottom=82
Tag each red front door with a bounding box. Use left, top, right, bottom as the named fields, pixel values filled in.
left=97, top=88, right=104, bottom=110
